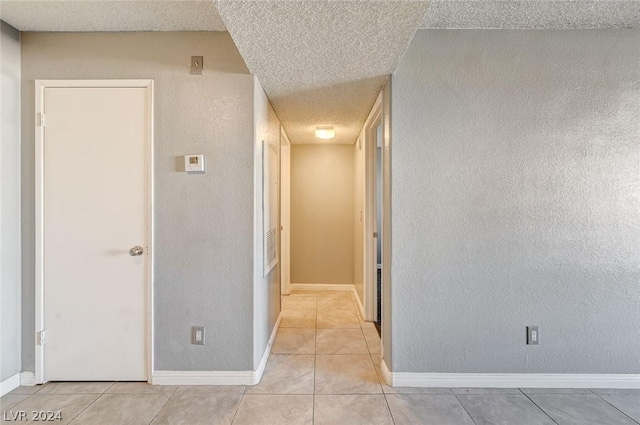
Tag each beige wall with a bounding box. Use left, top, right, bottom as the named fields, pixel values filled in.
left=291, top=144, right=354, bottom=284
left=353, top=139, right=364, bottom=300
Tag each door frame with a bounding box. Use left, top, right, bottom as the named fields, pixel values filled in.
left=364, top=94, right=383, bottom=323
left=34, top=79, right=155, bottom=384
left=280, top=127, right=291, bottom=295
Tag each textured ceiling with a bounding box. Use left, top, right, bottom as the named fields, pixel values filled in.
left=215, top=0, right=430, bottom=144
left=422, top=1, right=640, bottom=29
left=0, top=0, right=226, bottom=32
left=3, top=1, right=638, bottom=145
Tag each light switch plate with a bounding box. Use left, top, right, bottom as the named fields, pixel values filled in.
left=185, top=154, right=205, bottom=173
left=191, top=56, right=203, bottom=75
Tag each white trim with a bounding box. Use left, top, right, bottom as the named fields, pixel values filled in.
left=291, top=283, right=354, bottom=291
left=0, top=373, right=20, bottom=396
left=363, top=93, right=383, bottom=324
left=253, top=312, right=282, bottom=384
left=34, top=81, right=45, bottom=384
left=34, top=79, right=153, bottom=88
left=353, top=287, right=365, bottom=320
left=279, top=127, right=291, bottom=296
left=381, top=360, right=393, bottom=386
left=382, top=362, right=640, bottom=389
left=34, top=79, right=154, bottom=385
left=151, top=313, right=282, bottom=386
left=146, top=82, right=156, bottom=385
left=20, top=372, right=36, bottom=387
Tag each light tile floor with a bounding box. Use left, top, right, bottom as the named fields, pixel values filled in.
left=2, top=289, right=639, bottom=424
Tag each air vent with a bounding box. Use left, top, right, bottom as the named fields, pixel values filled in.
left=266, top=227, right=277, bottom=265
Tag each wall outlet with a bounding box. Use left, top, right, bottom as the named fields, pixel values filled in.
left=192, top=326, right=205, bottom=345
left=527, top=326, right=539, bottom=345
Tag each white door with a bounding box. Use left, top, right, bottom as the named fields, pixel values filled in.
left=42, top=84, right=150, bottom=381
left=280, top=128, right=291, bottom=295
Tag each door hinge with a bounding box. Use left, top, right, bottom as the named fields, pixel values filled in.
left=38, top=112, right=46, bottom=127
left=373, top=232, right=378, bottom=238
left=37, top=330, right=46, bottom=346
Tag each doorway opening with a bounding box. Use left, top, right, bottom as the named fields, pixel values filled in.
left=277, top=87, right=387, bottom=342
left=374, top=121, right=383, bottom=331
left=364, top=94, right=384, bottom=335
left=280, top=127, right=292, bottom=296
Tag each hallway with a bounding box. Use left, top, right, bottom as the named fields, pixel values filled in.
left=2, top=289, right=639, bottom=424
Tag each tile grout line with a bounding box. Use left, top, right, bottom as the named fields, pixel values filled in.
left=381, top=390, right=397, bottom=425
left=2, top=383, right=51, bottom=411
left=519, top=390, right=561, bottom=425
left=362, top=304, right=395, bottom=425
left=591, top=392, right=640, bottom=425
left=453, top=393, right=481, bottom=425
left=145, top=385, right=179, bottom=425
left=229, top=389, right=245, bottom=425
left=10, top=382, right=47, bottom=399
left=66, top=384, right=115, bottom=425
left=2, top=394, right=33, bottom=412
left=230, top=316, right=278, bottom=424
left=373, top=351, right=397, bottom=425
left=288, top=291, right=392, bottom=423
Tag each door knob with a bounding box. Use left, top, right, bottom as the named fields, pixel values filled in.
left=129, top=246, right=144, bottom=256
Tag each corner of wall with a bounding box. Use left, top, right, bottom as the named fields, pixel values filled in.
left=381, top=76, right=393, bottom=370
left=251, top=78, right=282, bottom=370
left=0, top=19, right=23, bottom=383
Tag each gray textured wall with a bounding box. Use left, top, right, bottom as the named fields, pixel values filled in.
left=21, top=32, right=256, bottom=372
left=391, top=30, right=640, bottom=373
left=290, top=144, right=355, bottom=285
left=1, top=20, right=21, bottom=382
left=252, top=79, right=281, bottom=368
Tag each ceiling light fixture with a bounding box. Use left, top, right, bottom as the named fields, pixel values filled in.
left=315, top=126, right=336, bottom=140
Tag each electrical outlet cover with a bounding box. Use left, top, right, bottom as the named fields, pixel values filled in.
left=191, top=326, right=205, bottom=345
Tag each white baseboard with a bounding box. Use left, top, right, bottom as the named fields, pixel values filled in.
left=151, top=313, right=282, bottom=386
left=291, top=283, right=353, bottom=291
left=0, top=373, right=20, bottom=396
left=20, top=372, right=36, bottom=387
left=352, top=288, right=365, bottom=319
left=252, top=312, right=282, bottom=385
left=381, top=360, right=393, bottom=386
left=381, top=361, right=640, bottom=389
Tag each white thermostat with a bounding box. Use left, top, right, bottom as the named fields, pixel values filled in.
left=184, top=154, right=205, bottom=173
